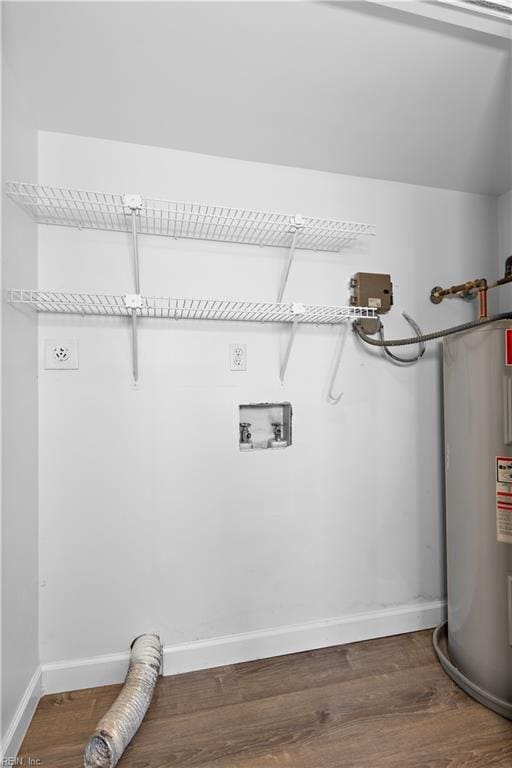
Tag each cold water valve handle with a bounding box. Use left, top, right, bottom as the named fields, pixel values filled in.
left=239, top=422, right=252, bottom=444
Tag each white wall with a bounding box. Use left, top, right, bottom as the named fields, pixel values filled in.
left=1, top=35, right=39, bottom=755
left=37, top=132, right=498, bottom=678
left=498, top=190, right=512, bottom=310
left=5, top=1, right=512, bottom=195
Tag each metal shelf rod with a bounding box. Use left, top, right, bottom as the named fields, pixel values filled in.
left=327, top=324, right=349, bottom=404
left=280, top=303, right=305, bottom=382
left=124, top=195, right=143, bottom=383
left=277, top=217, right=303, bottom=303
left=131, top=209, right=141, bottom=293
left=131, top=311, right=139, bottom=382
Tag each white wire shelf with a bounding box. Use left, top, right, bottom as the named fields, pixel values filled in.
left=5, top=182, right=375, bottom=253
left=8, top=290, right=376, bottom=325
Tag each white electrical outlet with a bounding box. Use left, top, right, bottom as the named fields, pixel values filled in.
left=230, top=343, right=247, bottom=371
left=44, top=339, right=79, bottom=370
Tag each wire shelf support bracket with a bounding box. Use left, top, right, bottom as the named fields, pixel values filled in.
left=327, top=324, right=350, bottom=404
left=280, top=303, right=305, bottom=382
left=122, top=194, right=143, bottom=383
left=277, top=215, right=304, bottom=303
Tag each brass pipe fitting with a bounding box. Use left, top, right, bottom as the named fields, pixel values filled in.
left=430, top=278, right=486, bottom=305
left=430, top=259, right=512, bottom=317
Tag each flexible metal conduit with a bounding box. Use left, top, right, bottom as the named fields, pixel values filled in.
left=378, top=312, right=426, bottom=364
left=83, top=634, right=162, bottom=768
left=354, top=311, right=512, bottom=348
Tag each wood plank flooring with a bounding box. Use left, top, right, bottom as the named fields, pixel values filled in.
left=19, top=630, right=512, bottom=767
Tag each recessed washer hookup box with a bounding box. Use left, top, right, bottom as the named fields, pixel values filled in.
left=238, top=402, right=292, bottom=451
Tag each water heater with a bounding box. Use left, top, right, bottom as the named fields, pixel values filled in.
left=435, top=322, right=512, bottom=718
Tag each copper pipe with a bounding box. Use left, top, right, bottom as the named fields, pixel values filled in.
left=438, top=278, right=486, bottom=298
left=479, top=286, right=488, bottom=319
left=431, top=278, right=488, bottom=305
left=431, top=258, right=512, bottom=305
left=431, top=260, right=512, bottom=311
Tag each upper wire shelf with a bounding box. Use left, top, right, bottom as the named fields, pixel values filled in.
left=8, top=290, right=376, bottom=325
left=5, top=182, right=375, bottom=253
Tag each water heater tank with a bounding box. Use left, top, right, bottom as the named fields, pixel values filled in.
left=434, top=322, right=512, bottom=718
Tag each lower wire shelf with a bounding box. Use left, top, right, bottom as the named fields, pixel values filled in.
left=8, top=289, right=376, bottom=325
left=9, top=289, right=375, bottom=385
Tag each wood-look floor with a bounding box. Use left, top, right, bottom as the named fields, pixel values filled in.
left=20, top=630, right=512, bottom=767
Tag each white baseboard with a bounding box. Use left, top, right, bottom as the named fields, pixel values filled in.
left=42, top=599, right=446, bottom=695
left=163, top=599, right=446, bottom=675
left=43, top=649, right=131, bottom=696
left=1, top=665, right=42, bottom=761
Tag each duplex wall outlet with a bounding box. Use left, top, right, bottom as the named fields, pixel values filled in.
left=230, top=343, right=247, bottom=371
left=44, top=339, right=79, bottom=370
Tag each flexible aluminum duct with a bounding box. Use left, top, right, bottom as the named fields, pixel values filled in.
left=83, top=634, right=162, bottom=768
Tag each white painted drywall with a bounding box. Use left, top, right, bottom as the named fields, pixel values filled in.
left=498, top=190, right=512, bottom=311
left=37, top=131, right=498, bottom=668
left=1, top=48, right=39, bottom=750
left=4, top=1, right=511, bottom=194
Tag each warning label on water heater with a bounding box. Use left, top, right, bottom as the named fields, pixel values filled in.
left=496, top=457, right=512, bottom=544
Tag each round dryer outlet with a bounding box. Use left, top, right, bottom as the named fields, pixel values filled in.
left=53, top=344, right=70, bottom=362
left=44, top=339, right=79, bottom=370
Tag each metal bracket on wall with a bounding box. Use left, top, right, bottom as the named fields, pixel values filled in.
left=327, top=324, right=349, bottom=404
left=123, top=194, right=143, bottom=383
left=123, top=195, right=143, bottom=381
left=277, top=215, right=305, bottom=303
left=280, top=302, right=306, bottom=382
left=124, top=294, right=143, bottom=383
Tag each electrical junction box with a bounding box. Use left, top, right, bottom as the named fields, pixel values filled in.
left=350, top=272, right=393, bottom=313
left=239, top=403, right=292, bottom=451
left=350, top=272, right=393, bottom=335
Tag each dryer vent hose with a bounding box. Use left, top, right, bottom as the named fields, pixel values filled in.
left=83, top=634, right=162, bottom=768
left=354, top=311, right=512, bottom=348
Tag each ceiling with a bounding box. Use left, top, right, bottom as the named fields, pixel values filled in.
left=3, top=1, right=511, bottom=195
